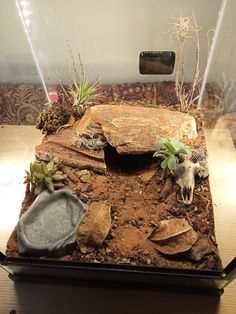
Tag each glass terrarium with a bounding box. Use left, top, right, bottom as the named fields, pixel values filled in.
left=0, top=0, right=236, bottom=295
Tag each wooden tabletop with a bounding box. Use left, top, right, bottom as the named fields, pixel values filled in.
left=0, top=125, right=236, bottom=314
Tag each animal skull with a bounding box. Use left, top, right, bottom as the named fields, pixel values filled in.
left=173, top=160, right=199, bottom=205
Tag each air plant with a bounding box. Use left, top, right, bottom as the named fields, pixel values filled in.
left=72, top=134, right=107, bottom=151
left=24, top=161, right=67, bottom=195
left=70, top=76, right=101, bottom=108
left=153, top=137, right=194, bottom=171
left=60, top=44, right=103, bottom=112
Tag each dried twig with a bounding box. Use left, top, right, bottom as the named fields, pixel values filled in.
left=168, top=12, right=209, bottom=112
left=186, top=212, right=193, bottom=227
left=195, top=191, right=210, bottom=211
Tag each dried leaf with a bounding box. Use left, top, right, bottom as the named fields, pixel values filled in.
left=155, top=229, right=198, bottom=255
left=188, top=234, right=214, bottom=261
left=76, top=201, right=111, bottom=253
left=148, top=218, right=192, bottom=242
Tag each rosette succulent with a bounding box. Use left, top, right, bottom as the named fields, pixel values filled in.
left=153, top=137, right=194, bottom=171
left=24, top=161, right=67, bottom=195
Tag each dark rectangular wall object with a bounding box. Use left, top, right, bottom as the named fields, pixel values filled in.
left=139, top=51, right=175, bottom=75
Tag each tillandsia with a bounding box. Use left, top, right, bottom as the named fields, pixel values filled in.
left=153, top=137, right=194, bottom=171
left=24, top=161, right=67, bottom=195
left=71, top=77, right=102, bottom=108
left=72, top=134, right=107, bottom=151
left=60, top=43, right=103, bottom=113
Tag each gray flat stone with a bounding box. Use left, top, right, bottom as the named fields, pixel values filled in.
left=17, top=190, right=87, bottom=257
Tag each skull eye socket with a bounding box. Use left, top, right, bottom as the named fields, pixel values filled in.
left=173, top=166, right=185, bottom=180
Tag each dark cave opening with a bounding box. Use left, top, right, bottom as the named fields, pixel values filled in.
left=104, top=144, right=155, bottom=173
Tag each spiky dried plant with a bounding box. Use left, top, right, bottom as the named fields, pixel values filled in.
left=168, top=13, right=205, bottom=112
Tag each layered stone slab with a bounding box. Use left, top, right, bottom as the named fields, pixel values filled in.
left=35, top=121, right=106, bottom=174
left=76, top=104, right=197, bottom=155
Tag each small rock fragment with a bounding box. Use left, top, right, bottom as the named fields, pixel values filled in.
left=139, top=168, right=156, bottom=183
left=76, top=201, right=112, bottom=253
left=80, top=183, right=91, bottom=193
left=159, top=177, right=173, bottom=201
left=78, top=170, right=91, bottom=183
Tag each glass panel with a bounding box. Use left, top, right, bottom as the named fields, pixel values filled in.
left=0, top=1, right=47, bottom=125
left=15, top=0, right=221, bottom=86
left=201, top=0, right=236, bottom=267
left=3, top=0, right=236, bottom=280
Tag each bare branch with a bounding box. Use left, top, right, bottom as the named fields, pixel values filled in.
left=168, top=12, right=208, bottom=111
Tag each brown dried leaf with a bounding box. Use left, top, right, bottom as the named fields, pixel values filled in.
left=189, top=234, right=215, bottom=261
left=76, top=201, right=111, bottom=253
left=148, top=218, right=192, bottom=242
left=155, top=229, right=198, bottom=255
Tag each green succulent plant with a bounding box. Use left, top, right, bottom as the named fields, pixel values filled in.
left=24, top=161, right=66, bottom=195
left=153, top=137, right=194, bottom=171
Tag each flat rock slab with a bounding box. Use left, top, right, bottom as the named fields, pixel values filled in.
left=17, top=190, right=87, bottom=256
left=35, top=122, right=106, bottom=174
left=35, top=141, right=106, bottom=174
left=76, top=104, right=197, bottom=154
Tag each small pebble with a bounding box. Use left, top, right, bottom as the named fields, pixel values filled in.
left=150, top=221, right=157, bottom=227
left=81, top=183, right=89, bottom=193
left=79, top=193, right=89, bottom=203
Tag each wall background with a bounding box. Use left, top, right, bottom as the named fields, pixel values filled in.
left=0, top=0, right=222, bottom=84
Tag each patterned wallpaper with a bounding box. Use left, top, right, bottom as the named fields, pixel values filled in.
left=0, top=82, right=218, bottom=126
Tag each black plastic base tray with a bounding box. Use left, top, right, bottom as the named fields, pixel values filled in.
left=1, top=252, right=236, bottom=295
